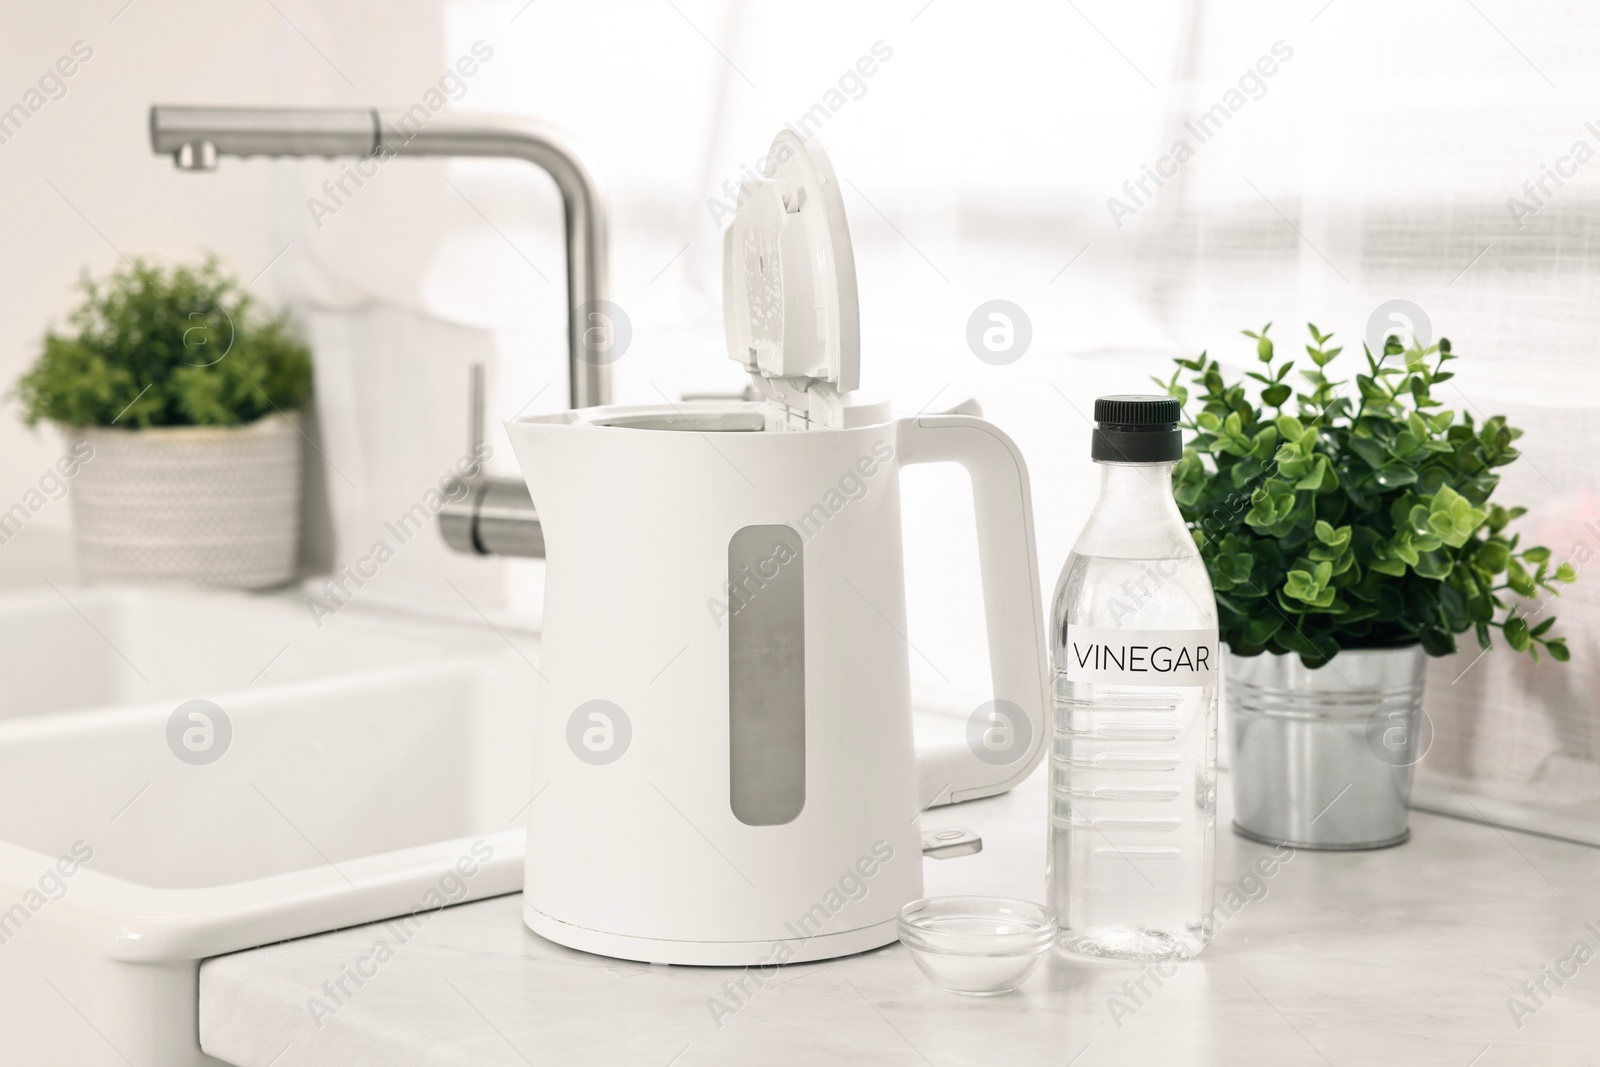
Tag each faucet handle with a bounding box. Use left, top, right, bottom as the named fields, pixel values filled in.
left=438, top=362, right=546, bottom=559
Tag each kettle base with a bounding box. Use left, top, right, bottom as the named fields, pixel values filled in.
left=523, top=901, right=900, bottom=967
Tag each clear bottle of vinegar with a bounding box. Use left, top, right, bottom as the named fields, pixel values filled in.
left=1047, top=395, right=1219, bottom=961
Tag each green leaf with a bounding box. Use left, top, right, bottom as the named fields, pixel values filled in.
left=1243, top=613, right=1285, bottom=646
left=1546, top=638, right=1571, bottom=662
left=1283, top=569, right=1316, bottom=600
left=1507, top=560, right=1537, bottom=598
left=1388, top=534, right=1421, bottom=567
left=1419, top=628, right=1458, bottom=656
left=1431, top=484, right=1463, bottom=511
left=1504, top=614, right=1530, bottom=651
left=1556, top=562, right=1577, bottom=583
left=1295, top=455, right=1328, bottom=491
left=1373, top=465, right=1417, bottom=488
left=1249, top=426, right=1280, bottom=460
left=1413, top=550, right=1453, bottom=580
left=1475, top=540, right=1510, bottom=574
left=1347, top=436, right=1388, bottom=470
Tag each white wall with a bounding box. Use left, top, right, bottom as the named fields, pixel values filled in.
left=1, top=0, right=1595, bottom=833
left=0, top=2, right=289, bottom=533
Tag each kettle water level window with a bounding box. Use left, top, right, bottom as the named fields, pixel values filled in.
left=727, top=524, right=807, bottom=827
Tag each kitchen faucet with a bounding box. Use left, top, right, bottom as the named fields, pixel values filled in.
left=148, top=104, right=611, bottom=558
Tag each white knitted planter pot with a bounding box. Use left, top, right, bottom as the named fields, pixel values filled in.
left=66, top=413, right=303, bottom=590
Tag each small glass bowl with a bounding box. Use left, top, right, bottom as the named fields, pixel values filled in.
left=896, top=896, right=1057, bottom=996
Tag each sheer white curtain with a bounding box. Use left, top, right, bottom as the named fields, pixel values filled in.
left=1126, top=0, right=1600, bottom=841
left=436, top=0, right=1192, bottom=699
left=284, top=0, right=1594, bottom=837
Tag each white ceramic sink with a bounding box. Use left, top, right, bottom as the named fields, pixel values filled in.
left=0, top=587, right=535, bottom=1067
left=0, top=585, right=500, bottom=722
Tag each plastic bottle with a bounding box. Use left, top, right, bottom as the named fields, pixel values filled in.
left=1047, top=395, right=1218, bottom=961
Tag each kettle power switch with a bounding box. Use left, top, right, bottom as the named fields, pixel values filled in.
left=921, top=827, right=983, bottom=860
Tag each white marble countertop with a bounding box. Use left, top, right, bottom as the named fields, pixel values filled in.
left=199, top=769, right=1600, bottom=1066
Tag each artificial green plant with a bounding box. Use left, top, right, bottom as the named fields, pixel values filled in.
left=1158, top=323, right=1574, bottom=668
left=16, top=257, right=311, bottom=429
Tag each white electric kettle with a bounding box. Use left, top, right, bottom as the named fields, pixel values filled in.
left=506, top=131, right=1049, bottom=965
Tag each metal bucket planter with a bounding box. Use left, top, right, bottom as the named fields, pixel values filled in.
left=1227, top=646, right=1427, bottom=850
left=66, top=413, right=303, bottom=590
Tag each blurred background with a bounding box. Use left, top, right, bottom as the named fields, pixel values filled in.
left=1, top=0, right=1595, bottom=840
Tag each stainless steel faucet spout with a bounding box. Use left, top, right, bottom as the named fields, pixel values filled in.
left=148, top=104, right=610, bottom=408
left=150, top=106, right=379, bottom=160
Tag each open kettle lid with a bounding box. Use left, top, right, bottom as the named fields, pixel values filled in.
left=722, top=130, right=861, bottom=425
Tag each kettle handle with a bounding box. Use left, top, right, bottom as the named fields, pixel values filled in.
left=896, top=414, right=1050, bottom=810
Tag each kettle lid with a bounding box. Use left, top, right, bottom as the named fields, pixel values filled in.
left=722, top=130, right=860, bottom=428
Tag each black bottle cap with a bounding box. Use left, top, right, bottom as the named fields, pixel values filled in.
left=1091, top=394, right=1183, bottom=463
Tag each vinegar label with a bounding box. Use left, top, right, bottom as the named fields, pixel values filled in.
left=1064, top=626, right=1218, bottom=687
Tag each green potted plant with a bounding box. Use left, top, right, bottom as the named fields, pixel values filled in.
left=1159, top=323, right=1574, bottom=849
left=15, top=257, right=313, bottom=589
